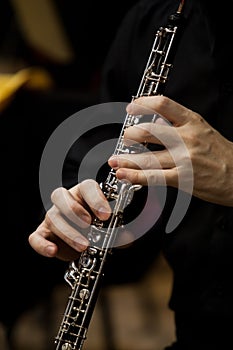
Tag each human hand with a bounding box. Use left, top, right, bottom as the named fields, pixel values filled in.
left=28, top=180, right=111, bottom=261
left=108, top=96, right=233, bottom=206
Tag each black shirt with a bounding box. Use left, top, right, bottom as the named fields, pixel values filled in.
left=97, top=0, right=233, bottom=347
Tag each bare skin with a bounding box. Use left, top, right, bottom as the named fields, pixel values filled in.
left=28, top=95, right=233, bottom=260
left=109, top=96, right=233, bottom=206
left=28, top=180, right=111, bottom=261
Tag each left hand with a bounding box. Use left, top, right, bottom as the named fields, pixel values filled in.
left=108, top=96, right=233, bottom=206
left=28, top=180, right=112, bottom=261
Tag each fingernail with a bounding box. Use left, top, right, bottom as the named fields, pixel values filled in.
left=126, top=102, right=134, bottom=114
left=46, top=245, right=55, bottom=257
left=80, top=214, right=91, bottom=225
left=97, top=206, right=111, bottom=220
left=108, top=156, right=118, bottom=169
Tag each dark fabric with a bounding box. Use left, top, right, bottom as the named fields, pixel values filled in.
left=165, top=311, right=233, bottom=350
left=97, top=0, right=233, bottom=347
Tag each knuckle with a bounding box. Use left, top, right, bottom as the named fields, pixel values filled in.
left=193, top=111, right=204, bottom=123
left=51, top=187, right=64, bottom=203
left=146, top=172, right=156, bottom=185
left=133, top=171, right=140, bottom=184
left=154, top=95, right=170, bottom=109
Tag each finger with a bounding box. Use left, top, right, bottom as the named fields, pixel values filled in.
left=109, top=150, right=175, bottom=170
left=115, top=168, right=178, bottom=187
left=28, top=224, right=81, bottom=261
left=28, top=222, right=58, bottom=257
left=78, top=179, right=112, bottom=220
left=124, top=123, right=182, bottom=148
left=154, top=116, right=171, bottom=125
left=46, top=206, right=89, bottom=252
left=127, top=95, right=194, bottom=126
left=51, top=187, right=92, bottom=228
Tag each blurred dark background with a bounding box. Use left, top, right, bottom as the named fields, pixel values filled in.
left=0, top=1, right=175, bottom=349
left=0, top=0, right=136, bottom=346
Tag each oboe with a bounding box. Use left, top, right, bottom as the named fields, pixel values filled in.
left=54, top=1, right=185, bottom=349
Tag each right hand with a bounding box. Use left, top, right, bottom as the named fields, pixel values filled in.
left=28, top=179, right=112, bottom=261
